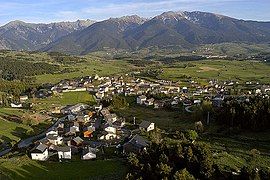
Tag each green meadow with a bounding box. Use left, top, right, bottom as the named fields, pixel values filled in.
left=32, top=91, right=96, bottom=111
left=0, top=156, right=126, bottom=180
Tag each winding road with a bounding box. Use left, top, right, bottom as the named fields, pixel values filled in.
left=17, top=116, right=66, bottom=148
left=185, top=106, right=193, bottom=113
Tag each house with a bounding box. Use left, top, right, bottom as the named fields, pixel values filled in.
left=154, top=101, right=165, bottom=109
left=139, top=121, right=155, bottom=132
left=212, top=95, right=224, bottom=107
left=71, top=136, right=84, bottom=146
left=61, top=104, right=88, bottom=114
left=70, top=122, right=80, bottom=132
left=98, top=131, right=119, bottom=140
left=104, top=125, right=117, bottom=134
left=10, top=103, right=22, bottom=108
left=94, top=104, right=103, bottom=111
left=194, top=99, right=201, bottom=104
left=83, top=130, right=93, bottom=138
left=182, top=87, right=188, bottom=93
left=46, top=129, right=58, bottom=137
left=31, top=144, right=49, bottom=161
left=56, top=146, right=72, bottom=160
left=105, top=114, right=118, bottom=123
left=47, top=134, right=63, bottom=145
left=123, top=135, right=149, bottom=154
left=255, top=89, right=262, bottom=94
left=20, top=95, right=29, bottom=102
left=137, top=95, right=147, bottom=105
left=144, top=98, right=155, bottom=106
left=82, top=146, right=97, bottom=160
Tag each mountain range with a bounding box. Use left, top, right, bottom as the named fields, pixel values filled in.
left=1, top=11, right=270, bottom=54
left=0, top=20, right=95, bottom=51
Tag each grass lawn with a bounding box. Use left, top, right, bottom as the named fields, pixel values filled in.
left=116, top=105, right=194, bottom=130
left=32, top=91, right=96, bottom=111
left=0, top=118, right=32, bottom=143
left=0, top=108, right=25, bottom=117
left=0, top=155, right=127, bottom=180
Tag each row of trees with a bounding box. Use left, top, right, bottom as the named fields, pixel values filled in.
left=215, top=96, right=270, bottom=131
left=0, top=57, right=59, bottom=80
left=126, top=131, right=214, bottom=180
left=126, top=130, right=270, bottom=180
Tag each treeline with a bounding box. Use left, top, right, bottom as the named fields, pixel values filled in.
left=215, top=96, right=270, bottom=131
left=0, top=57, right=59, bottom=80
left=126, top=130, right=270, bottom=180
left=126, top=131, right=214, bottom=180
left=48, top=52, right=87, bottom=64
left=0, top=79, right=31, bottom=96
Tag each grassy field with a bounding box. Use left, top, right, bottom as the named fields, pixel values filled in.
left=0, top=155, right=126, bottom=180
left=0, top=108, right=25, bottom=117
left=116, top=106, right=194, bottom=130
left=0, top=118, right=32, bottom=143
left=35, top=60, right=136, bottom=84
left=32, top=57, right=270, bottom=86
left=199, top=133, right=270, bottom=172
left=159, top=60, right=270, bottom=84
left=32, top=91, right=96, bottom=111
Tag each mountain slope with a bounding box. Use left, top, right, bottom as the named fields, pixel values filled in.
left=0, top=20, right=95, bottom=51
left=44, top=11, right=270, bottom=55
left=44, top=15, right=147, bottom=54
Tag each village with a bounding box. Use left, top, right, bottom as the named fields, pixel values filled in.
left=3, top=72, right=270, bottom=162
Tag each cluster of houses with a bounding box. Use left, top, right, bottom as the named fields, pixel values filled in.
left=10, top=73, right=267, bottom=162
left=30, top=102, right=124, bottom=161
left=5, top=72, right=269, bottom=110
left=29, top=97, right=156, bottom=161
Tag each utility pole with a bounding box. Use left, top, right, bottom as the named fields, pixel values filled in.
left=133, top=117, right=136, bottom=125
left=207, top=111, right=210, bottom=125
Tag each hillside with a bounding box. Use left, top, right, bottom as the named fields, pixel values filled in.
left=0, top=20, right=95, bottom=51
left=44, top=11, right=270, bottom=55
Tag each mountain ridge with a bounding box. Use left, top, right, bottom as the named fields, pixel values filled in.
left=1, top=11, right=270, bottom=54
left=0, top=19, right=95, bottom=51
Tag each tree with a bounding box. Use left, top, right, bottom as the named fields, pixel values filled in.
left=127, top=153, right=139, bottom=167
left=174, top=168, right=195, bottom=180
left=158, top=163, right=172, bottom=176
left=111, top=95, right=129, bottom=109
left=186, top=130, right=198, bottom=143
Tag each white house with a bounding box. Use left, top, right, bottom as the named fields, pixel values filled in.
left=56, top=146, right=72, bottom=160
left=10, top=103, right=22, bottom=108
left=31, top=144, right=49, bottom=161
left=20, top=95, right=29, bottom=102
left=105, top=125, right=117, bottom=134
left=144, top=98, right=155, bottom=106
left=139, top=121, right=155, bottom=132
left=82, top=146, right=97, bottom=160
left=46, top=129, right=58, bottom=137
left=47, top=134, right=63, bottom=145
left=137, top=95, right=147, bottom=104
left=99, top=132, right=119, bottom=140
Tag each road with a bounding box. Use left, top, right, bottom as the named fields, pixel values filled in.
left=17, top=116, right=66, bottom=149
left=185, top=106, right=193, bottom=113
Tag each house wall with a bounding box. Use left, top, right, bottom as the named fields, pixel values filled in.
left=105, top=126, right=116, bottom=134
left=82, top=153, right=96, bottom=160
left=58, top=151, right=71, bottom=159
left=31, top=149, right=48, bottom=161
left=147, top=123, right=155, bottom=132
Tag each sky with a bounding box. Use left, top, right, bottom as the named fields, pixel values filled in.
left=0, top=0, right=269, bottom=25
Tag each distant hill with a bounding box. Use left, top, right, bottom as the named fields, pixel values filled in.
left=2, top=11, right=270, bottom=54
left=0, top=20, right=95, bottom=51
left=44, top=11, right=270, bottom=55
left=43, top=15, right=147, bottom=54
